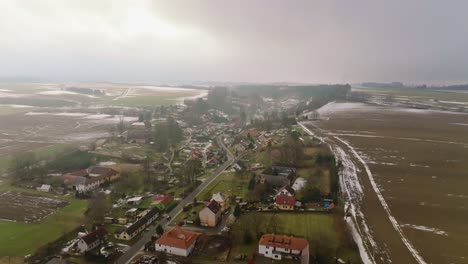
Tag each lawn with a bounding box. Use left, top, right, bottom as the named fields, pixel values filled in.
left=197, top=172, right=250, bottom=201
left=0, top=198, right=88, bottom=257
left=230, top=213, right=361, bottom=263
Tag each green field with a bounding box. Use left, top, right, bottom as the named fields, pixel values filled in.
left=230, top=213, right=361, bottom=263
left=197, top=172, right=250, bottom=201
left=0, top=198, right=88, bottom=257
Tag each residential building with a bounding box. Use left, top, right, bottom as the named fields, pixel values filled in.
left=199, top=200, right=222, bottom=227
left=258, top=166, right=296, bottom=186
left=115, top=208, right=159, bottom=240
left=151, top=194, right=174, bottom=210
left=258, top=234, right=310, bottom=264
left=276, top=185, right=295, bottom=197
left=211, top=192, right=229, bottom=211
left=275, top=194, right=296, bottom=210
left=155, top=226, right=201, bottom=257
left=77, top=228, right=108, bottom=253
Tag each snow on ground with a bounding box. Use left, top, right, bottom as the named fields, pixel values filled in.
left=438, top=100, right=468, bottom=105
left=400, top=224, right=448, bottom=236
left=317, top=102, right=370, bottom=116
left=0, top=89, right=12, bottom=92
left=0, top=104, right=33, bottom=108
left=335, top=136, right=428, bottom=264
left=38, top=90, right=96, bottom=97
left=24, top=112, right=138, bottom=123
left=451, top=123, right=468, bottom=126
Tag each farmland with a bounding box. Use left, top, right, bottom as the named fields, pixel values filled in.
left=307, top=101, right=468, bottom=264
left=0, top=198, right=88, bottom=257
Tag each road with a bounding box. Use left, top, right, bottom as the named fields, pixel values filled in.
left=115, top=135, right=236, bottom=264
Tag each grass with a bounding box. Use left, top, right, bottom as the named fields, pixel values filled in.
left=230, top=213, right=361, bottom=263
left=0, top=198, right=88, bottom=257
left=197, top=172, right=251, bottom=201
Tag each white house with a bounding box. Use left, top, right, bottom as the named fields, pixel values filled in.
left=258, top=234, right=309, bottom=264
left=155, top=226, right=201, bottom=257
left=76, top=228, right=108, bottom=254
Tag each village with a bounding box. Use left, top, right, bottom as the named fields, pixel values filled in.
left=2, top=86, right=360, bottom=264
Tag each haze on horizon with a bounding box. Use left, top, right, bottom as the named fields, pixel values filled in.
left=1, top=0, right=467, bottom=85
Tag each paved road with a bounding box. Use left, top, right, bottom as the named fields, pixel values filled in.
left=115, top=136, right=236, bottom=264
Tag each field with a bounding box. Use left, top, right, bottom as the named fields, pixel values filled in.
left=0, top=198, right=88, bottom=257
left=230, top=212, right=360, bottom=263
left=309, top=101, right=468, bottom=264
left=0, top=191, right=67, bottom=222
left=197, top=172, right=250, bottom=201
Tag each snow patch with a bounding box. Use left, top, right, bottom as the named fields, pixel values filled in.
left=400, top=224, right=448, bottom=236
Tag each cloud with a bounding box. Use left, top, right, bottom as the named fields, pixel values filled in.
left=0, top=0, right=467, bottom=84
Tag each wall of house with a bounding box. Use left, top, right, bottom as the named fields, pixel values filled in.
left=155, top=244, right=190, bottom=257
left=199, top=209, right=218, bottom=227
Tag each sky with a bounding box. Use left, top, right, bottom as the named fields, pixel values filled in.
left=1, top=0, right=468, bottom=84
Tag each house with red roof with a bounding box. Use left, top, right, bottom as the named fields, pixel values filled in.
left=76, top=227, right=108, bottom=254
left=199, top=200, right=222, bottom=227
left=151, top=194, right=174, bottom=210
left=258, top=234, right=310, bottom=263
left=155, top=226, right=201, bottom=257
left=275, top=194, right=296, bottom=211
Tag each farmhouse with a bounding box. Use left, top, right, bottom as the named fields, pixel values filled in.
left=155, top=226, right=201, bottom=257
left=199, top=200, right=222, bottom=227
left=115, top=208, right=159, bottom=240
left=211, top=192, right=229, bottom=211
left=76, top=227, right=108, bottom=253
left=258, top=234, right=310, bottom=264
left=258, top=166, right=296, bottom=186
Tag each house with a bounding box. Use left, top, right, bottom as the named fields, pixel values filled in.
left=211, top=192, right=229, bottom=211
left=115, top=208, right=159, bottom=240
left=125, top=208, right=139, bottom=217
left=199, top=200, right=222, bottom=227
left=258, top=166, right=296, bottom=186
left=241, top=129, right=261, bottom=138
left=275, top=195, right=296, bottom=211
left=37, top=184, right=51, bottom=192
left=127, top=196, right=143, bottom=205
left=155, top=226, right=201, bottom=257
left=276, top=185, right=295, bottom=197
left=77, top=228, right=108, bottom=254
left=151, top=194, right=174, bottom=210
left=258, top=234, right=310, bottom=264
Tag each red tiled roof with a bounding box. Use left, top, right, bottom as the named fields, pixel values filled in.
left=155, top=226, right=200, bottom=249
left=152, top=194, right=173, bottom=205
left=275, top=194, right=296, bottom=206
left=68, top=169, right=88, bottom=177
left=259, top=234, right=309, bottom=251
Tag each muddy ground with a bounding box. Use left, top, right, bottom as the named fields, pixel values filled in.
left=306, top=102, right=468, bottom=264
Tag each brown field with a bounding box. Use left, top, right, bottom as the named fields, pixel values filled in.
left=0, top=191, right=68, bottom=223
left=306, top=102, right=468, bottom=264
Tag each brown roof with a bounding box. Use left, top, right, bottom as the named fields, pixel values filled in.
left=155, top=226, right=200, bottom=249
left=275, top=194, right=296, bottom=206
left=259, top=234, right=309, bottom=251
left=81, top=227, right=108, bottom=245
left=67, top=169, right=88, bottom=177
left=205, top=200, right=221, bottom=214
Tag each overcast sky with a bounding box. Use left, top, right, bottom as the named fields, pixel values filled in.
left=1, top=0, right=467, bottom=84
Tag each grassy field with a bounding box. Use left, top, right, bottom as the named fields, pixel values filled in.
left=108, top=95, right=181, bottom=107
left=230, top=212, right=360, bottom=263
left=0, top=198, right=88, bottom=257
left=197, top=172, right=251, bottom=201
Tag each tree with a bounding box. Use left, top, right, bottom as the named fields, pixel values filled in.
left=183, top=158, right=203, bottom=184
left=153, top=123, right=169, bottom=152
left=167, top=116, right=183, bottom=144
left=248, top=177, right=256, bottom=190
left=156, top=224, right=164, bottom=236
left=10, top=152, right=36, bottom=183
left=87, top=192, right=107, bottom=224
left=233, top=204, right=241, bottom=217
left=243, top=230, right=253, bottom=244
